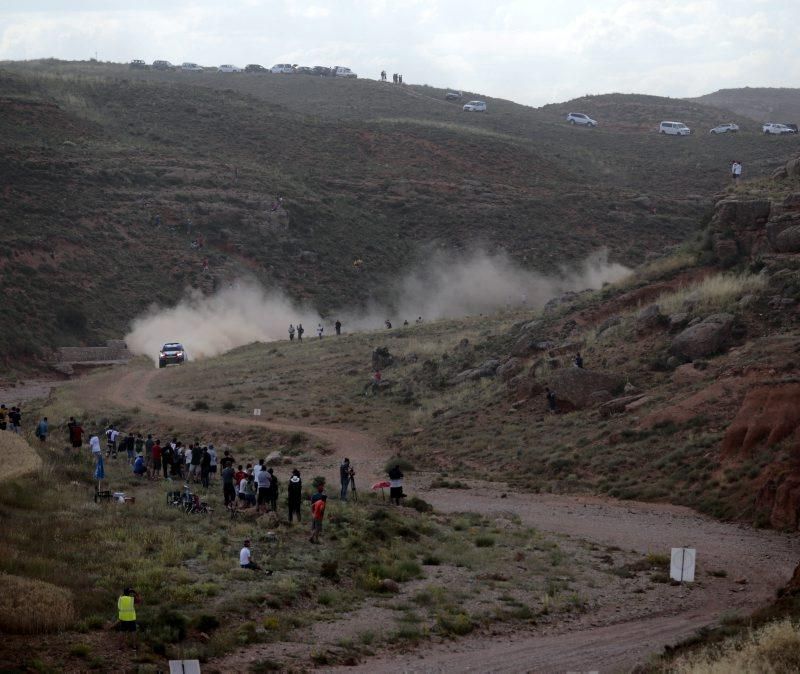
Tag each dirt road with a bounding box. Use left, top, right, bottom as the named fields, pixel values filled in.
left=76, top=365, right=800, bottom=673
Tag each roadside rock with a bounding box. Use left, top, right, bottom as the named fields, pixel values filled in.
left=667, top=312, right=690, bottom=331
left=546, top=368, right=624, bottom=410
left=670, top=313, right=736, bottom=360
left=266, top=450, right=282, bottom=465
left=379, top=579, right=400, bottom=593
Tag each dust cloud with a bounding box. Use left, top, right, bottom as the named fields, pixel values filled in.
left=124, top=249, right=629, bottom=362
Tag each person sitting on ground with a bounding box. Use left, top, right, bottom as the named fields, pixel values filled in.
left=239, top=539, right=272, bottom=574
left=132, top=453, right=146, bottom=477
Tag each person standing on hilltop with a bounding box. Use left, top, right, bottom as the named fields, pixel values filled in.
left=317, top=323, right=324, bottom=339
left=289, top=324, right=295, bottom=341
left=335, top=320, right=342, bottom=336
left=297, top=324, right=304, bottom=342
left=732, top=160, right=742, bottom=181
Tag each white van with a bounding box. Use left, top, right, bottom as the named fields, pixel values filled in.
left=333, top=66, right=357, bottom=78
left=659, top=121, right=691, bottom=136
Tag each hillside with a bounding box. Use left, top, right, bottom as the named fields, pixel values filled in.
left=1, top=59, right=799, bottom=361
left=691, top=87, right=800, bottom=124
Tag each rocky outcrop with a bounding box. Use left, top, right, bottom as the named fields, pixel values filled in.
left=721, top=382, right=800, bottom=457
left=546, top=368, right=624, bottom=410
left=496, top=357, right=523, bottom=381
left=670, top=313, right=735, bottom=360
left=598, top=393, right=647, bottom=418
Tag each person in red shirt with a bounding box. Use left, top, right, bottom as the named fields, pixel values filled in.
left=309, top=487, right=327, bottom=544
left=150, top=440, right=162, bottom=480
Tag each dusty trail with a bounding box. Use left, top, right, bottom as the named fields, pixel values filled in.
left=80, top=365, right=799, bottom=673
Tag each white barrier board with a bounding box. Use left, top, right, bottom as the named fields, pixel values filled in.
left=670, top=547, right=696, bottom=582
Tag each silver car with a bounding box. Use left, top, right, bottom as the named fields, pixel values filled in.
left=566, top=112, right=597, bottom=127
left=710, top=123, right=739, bottom=134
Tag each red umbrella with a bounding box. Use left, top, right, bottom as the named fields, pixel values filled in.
left=372, top=480, right=390, bottom=500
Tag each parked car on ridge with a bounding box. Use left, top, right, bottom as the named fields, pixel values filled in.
left=181, top=62, right=203, bottom=72
left=463, top=100, right=487, bottom=112
left=295, top=66, right=313, bottom=75
left=152, top=60, right=174, bottom=70
left=218, top=64, right=243, bottom=73
left=783, top=123, right=799, bottom=133
left=312, top=66, right=333, bottom=76
left=566, top=112, right=597, bottom=127
left=763, top=122, right=796, bottom=135
left=659, top=121, right=691, bottom=135
left=271, top=63, right=295, bottom=73
left=129, top=59, right=148, bottom=69
left=709, top=123, right=739, bottom=134
left=333, top=66, right=357, bottom=78
left=245, top=64, right=268, bottom=73
left=445, top=90, right=462, bottom=100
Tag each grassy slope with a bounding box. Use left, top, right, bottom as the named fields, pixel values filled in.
left=2, top=60, right=799, bottom=361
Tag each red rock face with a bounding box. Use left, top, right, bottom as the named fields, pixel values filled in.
left=721, top=383, right=800, bottom=457
left=725, top=383, right=800, bottom=529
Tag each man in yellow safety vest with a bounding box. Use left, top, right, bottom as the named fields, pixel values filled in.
left=117, top=587, right=138, bottom=646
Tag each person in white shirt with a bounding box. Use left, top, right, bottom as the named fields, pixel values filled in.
left=208, top=445, right=217, bottom=482
left=239, top=539, right=272, bottom=574
left=732, top=160, right=742, bottom=181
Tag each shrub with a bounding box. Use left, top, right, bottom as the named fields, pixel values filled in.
left=383, top=456, right=415, bottom=473
left=436, top=611, right=474, bottom=636
left=475, top=535, right=495, bottom=548
left=405, top=496, right=433, bottom=513
left=221, top=401, right=236, bottom=411
left=194, top=614, right=220, bottom=632
left=191, top=400, right=209, bottom=411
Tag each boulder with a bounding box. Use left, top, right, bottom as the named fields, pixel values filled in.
left=372, top=347, right=394, bottom=370
left=670, top=313, right=735, bottom=360
left=496, top=357, right=523, bottom=381
left=379, top=578, right=400, bottom=593
left=784, top=192, right=800, bottom=210
left=712, top=235, right=739, bottom=266
left=452, top=359, right=500, bottom=384
left=775, top=225, right=800, bottom=253
left=546, top=368, right=624, bottom=410
left=598, top=393, right=646, bottom=418
left=722, top=383, right=800, bottom=457
left=786, top=157, right=800, bottom=179
left=667, top=312, right=690, bottom=331
left=713, top=199, right=771, bottom=229
left=511, top=334, right=554, bottom=358
left=266, top=450, right=282, bottom=465
left=672, top=362, right=706, bottom=384
left=635, top=304, right=666, bottom=334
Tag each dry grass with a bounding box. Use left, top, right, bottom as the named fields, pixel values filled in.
left=0, top=573, right=76, bottom=633
left=654, top=272, right=767, bottom=316
left=0, top=432, right=42, bottom=482
left=673, top=619, right=800, bottom=674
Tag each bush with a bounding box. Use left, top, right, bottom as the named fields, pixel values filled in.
left=383, top=456, right=414, bottom=473
left=191, top=400, right=209, bottom=411
left=221, top=401, right=236, bottom=411
left=194, top=614, right=220, bottom=632
left=475, top=535, right=496, bottom=548
left=405, top=496, right=433, bottom=513
left=436, top=611, right=474, bottom=636
left=150, top=608, right=188, bottom=644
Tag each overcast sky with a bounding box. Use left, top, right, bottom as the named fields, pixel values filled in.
left=1, top=0, right=798, bottom=106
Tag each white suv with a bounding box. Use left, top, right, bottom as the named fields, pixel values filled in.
left=333, top=66, right=357, bottom=78
left=463, top=100, right=487, bottom=112
left=763, top=123, right=795, bottom=135
left=271, top=63, right=294, bottom=74
left=218, top=64, right=242, bottom=73
left=566, top=112, right=597, bottom=127
left=659, top=121, right=691, bottom=136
